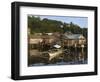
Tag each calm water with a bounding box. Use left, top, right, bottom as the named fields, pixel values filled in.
left=28, top=47, right=87, bottom=67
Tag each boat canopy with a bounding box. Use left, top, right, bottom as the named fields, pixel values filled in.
left=53, top=44, right=61, bottom=49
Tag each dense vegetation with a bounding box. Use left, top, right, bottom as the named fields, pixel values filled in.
left=28, top=16, right=87, bottom=38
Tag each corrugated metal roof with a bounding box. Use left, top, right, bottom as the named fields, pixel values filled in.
left=29, top=35, right=55, bottom=39
left=64, top=34, right=85, bottom=40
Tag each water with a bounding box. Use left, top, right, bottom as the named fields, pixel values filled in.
left=28, top=47, right=87, bottom=67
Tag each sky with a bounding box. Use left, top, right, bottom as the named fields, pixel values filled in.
left=34, top=15, right=88, bottom=28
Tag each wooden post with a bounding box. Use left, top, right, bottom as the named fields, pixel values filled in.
left=81, top=44, right=84, bottom=63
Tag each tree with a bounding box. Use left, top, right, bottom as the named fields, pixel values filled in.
left=28, top=16, right=87, bottom=38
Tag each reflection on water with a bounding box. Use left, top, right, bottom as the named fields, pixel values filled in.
left=28, top=47, right=87, bottom=67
